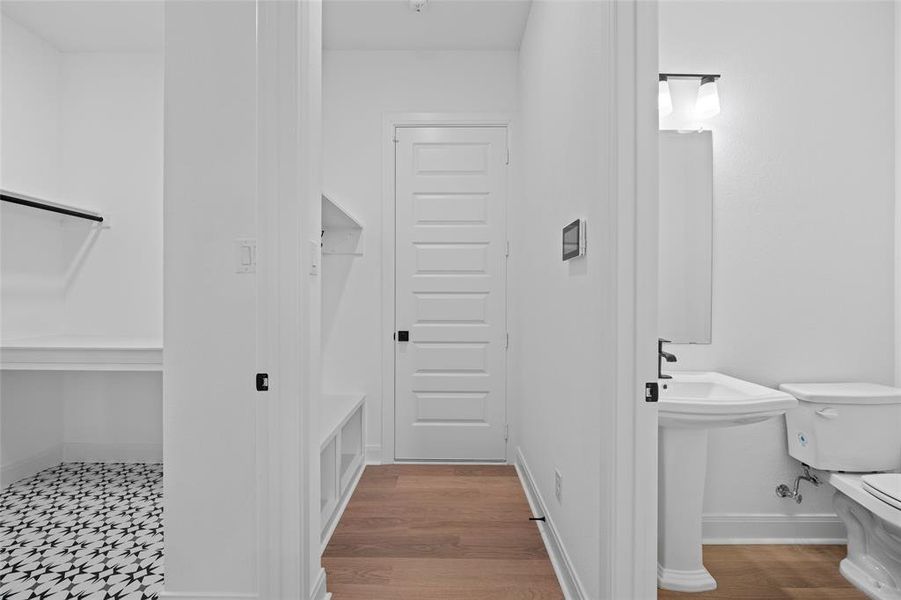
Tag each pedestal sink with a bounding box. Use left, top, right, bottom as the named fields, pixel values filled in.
left=657, top=371, right=797, bottom=592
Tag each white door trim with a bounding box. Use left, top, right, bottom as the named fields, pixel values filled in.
left=380, top=113, right=514, bottom=464
left=257, top=1, right=322, bottom=598
left=605, top=1, right=659, bottom=598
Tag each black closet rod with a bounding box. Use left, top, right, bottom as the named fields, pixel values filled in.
left=1, top=191, right=104, bottom=223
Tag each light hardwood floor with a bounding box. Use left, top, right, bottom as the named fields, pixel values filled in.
left=322, top=464, right=563, bottom=600
left=323, top=466, right=864, bottom=599
left=657, top=545, right=866, bottom=600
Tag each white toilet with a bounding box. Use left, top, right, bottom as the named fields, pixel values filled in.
left=780, top=382, right=901, bottom=600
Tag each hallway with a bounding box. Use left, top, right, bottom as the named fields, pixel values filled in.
left=322, top=465, right=563, bottom=599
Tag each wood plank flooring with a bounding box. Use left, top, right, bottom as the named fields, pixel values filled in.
left=657, top=545, right=866, bottom=600
left=322, top=464, right=563, bottom=600
left=324, top=466, right=863, bottom=599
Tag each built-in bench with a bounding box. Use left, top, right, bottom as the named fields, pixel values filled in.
left=319, top=393, right=365, bottom=550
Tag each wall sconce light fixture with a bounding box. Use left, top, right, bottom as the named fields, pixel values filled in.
left=658, top=73, right=722, bottom=120
left=658, top=75, right=673, bottom=117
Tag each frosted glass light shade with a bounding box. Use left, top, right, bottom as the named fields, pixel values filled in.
left=694, top=76, right=720, bottom=120
left=658, top=78, right=673, bottom=117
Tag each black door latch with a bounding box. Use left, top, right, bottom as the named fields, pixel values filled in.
left=256, top=373, right=269, bottom=392
left=397, top=330, right=409, bottom=342
left=645, top=381, right=658, bottom=402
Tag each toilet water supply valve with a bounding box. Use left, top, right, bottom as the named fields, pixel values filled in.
left=776, top=464, right=820, bottom=504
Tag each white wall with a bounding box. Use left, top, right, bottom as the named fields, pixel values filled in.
left=321, top=50, right=518, bottom=458
left=1, top=15, right=61, bottom=200
left=1, top=15, right=66, bottom=339
left=164, top=1, right=258, bottom=594
left=0, top=372, right=64, bottom=486
left=513, top=2, right=616, bottom=596
left=660, top=0, right=895, bottom=530
left=59, top=52, right=163, bottom=339
left=63, top=371, right=162, bottom=463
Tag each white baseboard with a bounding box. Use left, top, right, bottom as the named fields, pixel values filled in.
left=514, top=447, right=586, bottom=600
left=1, top=445, right=63, bottom=488
left=158, top=591, right=257, bottom=599
left=63, top=442, right=162, bottom=463
left=702, top=513, right=846, bottom=544
left=311, top=567, right=330, bottom=600
left=365, top=443, right=381, bottom=465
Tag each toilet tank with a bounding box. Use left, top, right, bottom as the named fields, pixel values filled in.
left=780, top=382, right=901, bottom=472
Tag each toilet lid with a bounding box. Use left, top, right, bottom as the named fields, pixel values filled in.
left=862, top=474, right=901, bottom=511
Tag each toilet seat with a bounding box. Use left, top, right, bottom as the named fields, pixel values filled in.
left=863, top=473, right=901, bottom=511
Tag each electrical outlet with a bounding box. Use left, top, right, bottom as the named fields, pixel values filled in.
left=554, top=469, right=563, bottom=503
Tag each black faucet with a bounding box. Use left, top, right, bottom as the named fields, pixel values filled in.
left=658, top=338, right=677, bottom=379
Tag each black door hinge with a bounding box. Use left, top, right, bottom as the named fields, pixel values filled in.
left=645, top=381, right=658, bottom=402
left=256, top=373, right=269, bottom=392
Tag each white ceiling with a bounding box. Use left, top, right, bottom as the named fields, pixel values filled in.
left=2, top=0, right=530, bottom=54
left=2, top=1, right=163, bottom=53
left=323, top=0, right=532, bottom=51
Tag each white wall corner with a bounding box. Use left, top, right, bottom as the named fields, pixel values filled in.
left=311, top=567, right=330, bottom=600
left=514, top=447, right=587, bottom=600
left=0, top=444, right=63, bottom=489
left=702, top=513, right=846, bottom=545
left=364, top=443, right=382, bottom=465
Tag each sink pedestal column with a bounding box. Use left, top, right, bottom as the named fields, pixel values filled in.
left=657, top=426, right=718, bottom=592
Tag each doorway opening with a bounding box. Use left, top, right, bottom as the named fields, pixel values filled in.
left=315, top=2, right=658, bottom=599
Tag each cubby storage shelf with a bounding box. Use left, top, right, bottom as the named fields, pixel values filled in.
left=1, top=335, right=162, bottom=371
left=320, top=392, right=365, bottom=551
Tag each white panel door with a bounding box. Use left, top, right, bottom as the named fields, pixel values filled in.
left=395, top=126, right=508, bottom=461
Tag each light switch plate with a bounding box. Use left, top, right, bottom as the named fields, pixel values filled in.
left=235, top=238, right=256, bottom=273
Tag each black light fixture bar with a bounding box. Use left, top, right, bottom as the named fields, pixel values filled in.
left=659, top=73, right=721, bottom=80
left=1, top=190, right=103, bottom=223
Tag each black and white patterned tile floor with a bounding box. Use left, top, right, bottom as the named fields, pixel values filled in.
left=0, top=463, right=163, bottom=600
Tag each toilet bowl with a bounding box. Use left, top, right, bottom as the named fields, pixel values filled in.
left=780, top=383, right=901, bottom=600
left=830, top=473, right=901, bottom=600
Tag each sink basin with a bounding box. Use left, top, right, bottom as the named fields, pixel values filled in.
left=659, top=371, right=798, bottom=428
left=657, top=372, right=797, bottom=593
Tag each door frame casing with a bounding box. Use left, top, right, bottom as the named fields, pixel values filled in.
left=257, top=1, right=324, bottom=598
left=605, top=1, right=659, bottom=598
left=380, top=113, right=514, bottom=465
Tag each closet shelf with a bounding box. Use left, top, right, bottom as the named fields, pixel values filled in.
left=321, top=192, right=363, bottom=256
left=1, top=335, right=162, bottom=371
left=1, top=189, right=103, bottom=223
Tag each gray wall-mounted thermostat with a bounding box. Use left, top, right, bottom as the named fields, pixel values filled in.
left=562, top=219, right=586, bottom=261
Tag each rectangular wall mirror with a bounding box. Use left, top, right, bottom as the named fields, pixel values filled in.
left=659, top=130, right=713, bottom=344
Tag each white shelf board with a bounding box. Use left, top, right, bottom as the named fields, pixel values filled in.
left=320, top=393, right=365, bottom=448
left=322, top=192, right=362, bottom=230
left=1, top=335, right=162, bottom=371
left=322, top=192, right=363, bottom=256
